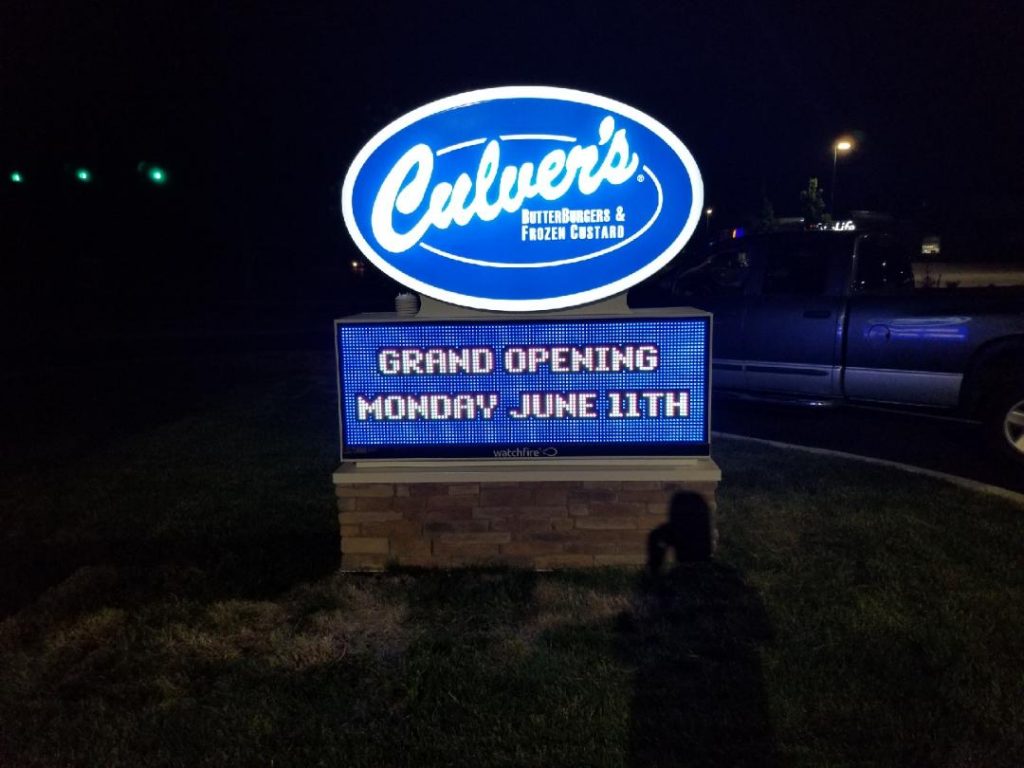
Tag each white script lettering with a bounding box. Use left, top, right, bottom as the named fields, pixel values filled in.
left=370, top=116, right=640, bottom=253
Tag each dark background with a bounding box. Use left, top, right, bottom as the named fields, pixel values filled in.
left=3, top=0, right=1023, bottom=360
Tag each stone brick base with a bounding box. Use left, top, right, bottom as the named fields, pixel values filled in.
left=335, top=465, right=719, bottom=570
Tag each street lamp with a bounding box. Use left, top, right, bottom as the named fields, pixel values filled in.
left=705, top=207, right=713, bottom=237
left=831, top=138, right=854, bottom=213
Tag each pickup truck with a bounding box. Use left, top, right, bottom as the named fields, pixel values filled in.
left=630, top=229, right=1024, bottom=465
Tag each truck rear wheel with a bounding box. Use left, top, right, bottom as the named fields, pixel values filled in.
left=985, top=379, right=1024, bottom=466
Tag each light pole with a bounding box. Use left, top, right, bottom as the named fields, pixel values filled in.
left=831, top=138, right=854, bottom=214
left=704, top=207, right=713, bottom=238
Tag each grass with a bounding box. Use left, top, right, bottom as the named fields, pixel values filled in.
left=1, top=351, right=1023, bottom=766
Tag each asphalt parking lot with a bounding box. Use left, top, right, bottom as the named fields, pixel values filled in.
left=712, top=399, right=1024, bottom=494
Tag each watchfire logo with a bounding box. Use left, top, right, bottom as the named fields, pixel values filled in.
left=492, top=446, right=560, bottom=458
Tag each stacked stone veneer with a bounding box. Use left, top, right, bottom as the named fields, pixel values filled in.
left=336, top=479, right=718, bottom=570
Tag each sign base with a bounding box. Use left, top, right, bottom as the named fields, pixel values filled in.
left=334, top=458, right=720, bottom=570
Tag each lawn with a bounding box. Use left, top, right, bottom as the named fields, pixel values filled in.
left=1, top=351, right=1022, bottom=767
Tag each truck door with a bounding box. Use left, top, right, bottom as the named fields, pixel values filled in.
left=844, top=234, right=964, bottom=407
left=742, top=234, right=851, bottom=398
left=669, top=245, right=752, bottom=391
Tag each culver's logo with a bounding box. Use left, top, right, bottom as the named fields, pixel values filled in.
left=342, top=86, right=703, bottom=311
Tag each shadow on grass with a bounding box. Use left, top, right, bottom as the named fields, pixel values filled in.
left=620, top=491, right=778, bottom=767
left=620, top=563, right=778, bottom=768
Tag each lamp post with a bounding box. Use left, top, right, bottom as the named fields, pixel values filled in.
left=704, top=207, right=713, bottom=238
left=831, top=138, right=853, bottom=214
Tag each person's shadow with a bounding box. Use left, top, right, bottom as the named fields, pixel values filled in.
left=619, top=492, right=779, bottom=767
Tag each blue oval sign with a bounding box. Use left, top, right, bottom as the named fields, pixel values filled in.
left=341, top=86, right=703, bottom=311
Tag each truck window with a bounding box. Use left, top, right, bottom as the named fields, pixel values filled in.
left=853, top=235, right=915, bottom=294
left=759, top=241, right=831, bottom=296
left=672, top=249, right=750, bottom=298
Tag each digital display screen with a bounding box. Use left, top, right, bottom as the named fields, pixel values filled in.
left=335, top=316, right=709, bottom=459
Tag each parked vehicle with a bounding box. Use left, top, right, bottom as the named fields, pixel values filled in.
left=631, top=229, right=1024, bottom=465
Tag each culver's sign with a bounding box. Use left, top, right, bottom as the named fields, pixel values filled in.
left=341, top=86, right=703, bottom=311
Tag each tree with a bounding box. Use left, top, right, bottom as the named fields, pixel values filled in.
left=800, top=178, right=831, bottom=226
left=752, top=196, right=778, bottom=233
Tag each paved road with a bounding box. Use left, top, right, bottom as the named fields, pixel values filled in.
left=711, top=399, right=1024, bottom=495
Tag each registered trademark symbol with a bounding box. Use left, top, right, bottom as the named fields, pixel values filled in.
left=637, top=174, right=645, bottom=182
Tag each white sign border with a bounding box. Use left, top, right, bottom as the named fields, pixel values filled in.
left=341, top=85, right=704, bottom=312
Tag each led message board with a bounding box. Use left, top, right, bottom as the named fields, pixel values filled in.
left=341, top=87, right=703, bottom=311
left=336, top=316, right=709, bottom=460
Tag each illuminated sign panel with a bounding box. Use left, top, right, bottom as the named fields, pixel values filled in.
left=341, top=86, right=703, bottom=311
left=336, top=316, right=710, bottom=459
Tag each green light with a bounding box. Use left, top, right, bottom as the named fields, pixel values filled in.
left=147, top=166, right=167, bottom=184
left=10, top=171, right=23, bottom=183
left=75, top=168, right=92, bottom=183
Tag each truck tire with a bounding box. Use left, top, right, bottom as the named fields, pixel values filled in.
left=985, top=378, right=1024, bottom=466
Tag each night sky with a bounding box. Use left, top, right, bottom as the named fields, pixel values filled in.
left=3, top=1, right=1023, bottom=353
